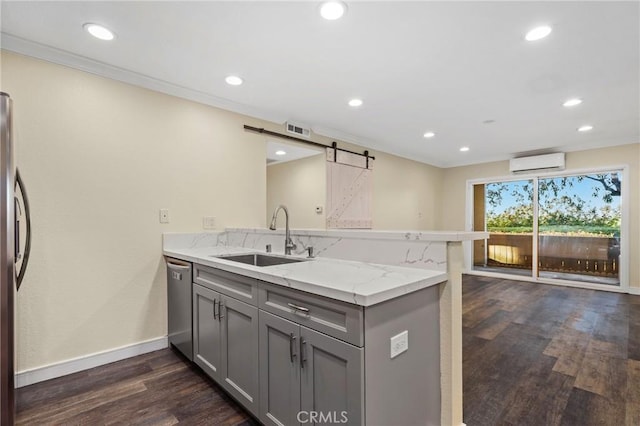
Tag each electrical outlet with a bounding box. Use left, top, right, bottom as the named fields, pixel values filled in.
left=390, top=330, right=408, bottom=359
left=159, top=209, right=170, bottom=224
left=203, top=216, right=216, bottom=229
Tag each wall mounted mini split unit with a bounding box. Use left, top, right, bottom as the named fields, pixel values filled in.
left=509, top=153, right=566, bottom=173
left=285, top=121, right=311, bottom=138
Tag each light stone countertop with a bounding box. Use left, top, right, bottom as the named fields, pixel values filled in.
left=164, top=245, right=447, bottom=307
left=224, top=227, right=488, bottom=242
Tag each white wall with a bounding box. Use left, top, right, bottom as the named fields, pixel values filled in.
left=3, top=51, right=269, bottom=371
left=440, top=143, right=640, bottom=289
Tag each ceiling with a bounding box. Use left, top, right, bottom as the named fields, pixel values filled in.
left=266, top=139, right=323, bottom=165
left=1, top=1, right=638, bottom=168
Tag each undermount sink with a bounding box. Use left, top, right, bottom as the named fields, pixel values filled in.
left=213, top=253, right=309, bottom=267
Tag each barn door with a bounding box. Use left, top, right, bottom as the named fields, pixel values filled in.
left=326, top=148, right=373, bottom=229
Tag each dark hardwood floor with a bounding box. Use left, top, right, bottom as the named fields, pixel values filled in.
left=463, top=275, right=640, bottom=426
left=16, top=275, right=640, bottom=425
left=16, top=349, right=258, bottom=425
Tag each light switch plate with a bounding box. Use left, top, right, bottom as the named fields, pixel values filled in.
left=203, top=216, right=216, bottom=229
left=390, top=330, right=408, bottom=359
left=159, top=209, right=170, bottom=224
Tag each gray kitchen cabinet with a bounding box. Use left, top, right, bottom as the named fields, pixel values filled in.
left=188, top=263, right=442, bottom=426
left=259, top=310, right=364, bottom=426
left=194, top=263, right=258, bottom=306
left=259, top=310, right=301, bottom=426
left=220, top=294, right=259, bottom=415
left=193, top=283, right=259, bottom=416
left=300, top=327, right=363, bottom=426
left=258, top=281, right=364, bottom=347
left=193, top=283, right=222, bottom=381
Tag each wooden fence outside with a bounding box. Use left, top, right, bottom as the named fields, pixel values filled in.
left=482, top=233, right=619, bottom=278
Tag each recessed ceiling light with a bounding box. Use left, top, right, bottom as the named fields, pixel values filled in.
left=225, top=75, right=243, bottom=86
left=525, top=26, right=552, bottom=41
left=460, top=146, right=470, bottom=152
left=320, top=1, right=347, bottom=20
left=275, top=150, right=287, bottom=156
left=577, top=125, right=593, bottom=132
left=563, top=98, right=583, bottom=107
left=483, top=119, right=496, bottom=124
left=83, top=23, right=115, bottom=41
left=348, top=99, right=363, bottom=107
left=423, top=132, right=435, bottom=138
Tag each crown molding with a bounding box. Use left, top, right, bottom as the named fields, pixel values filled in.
left=4, top=33, right=634, bottom=171
left=311, top=124, right=449, bottom=168
left=311, top=124, right=376, bottom=150
left=0, top=33, right=288, bottom=125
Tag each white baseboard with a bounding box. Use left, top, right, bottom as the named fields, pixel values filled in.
left=629, top=287, right=640, bottom=295
left=16, top=336, right=168, bottom=388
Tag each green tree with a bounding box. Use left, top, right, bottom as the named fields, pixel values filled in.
left=485, top=172, right=621, bottom=236
left=486, top=173, right=621, bottom=208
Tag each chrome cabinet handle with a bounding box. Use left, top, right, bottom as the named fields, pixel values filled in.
left=300, top=339, right=307, bottom=368
left=287, top=303, right=310, bottom=314
left=213, top=299, right=218, bottom=320
left=289, top=333, right=297, bottom=363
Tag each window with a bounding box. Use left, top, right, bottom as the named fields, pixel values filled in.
left=470, top=169, right=625, bottom=288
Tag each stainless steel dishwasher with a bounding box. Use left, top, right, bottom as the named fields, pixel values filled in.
left=166, top=257, right=193, bottom=360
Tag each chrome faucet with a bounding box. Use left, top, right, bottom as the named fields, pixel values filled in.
left=269, top=205, right=296, bottom=255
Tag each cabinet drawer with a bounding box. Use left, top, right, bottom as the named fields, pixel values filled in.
left=258, top=282, right=363, bottom=347
left=194, top=264, right=258, bottom=306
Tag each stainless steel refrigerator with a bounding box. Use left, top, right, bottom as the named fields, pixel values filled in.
left=1, top=92, right=31, bottom=425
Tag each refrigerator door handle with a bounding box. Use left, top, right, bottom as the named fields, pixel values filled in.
left=15, top=168, right=31, bottom=290
left=14, top=197, right=21, bottom=260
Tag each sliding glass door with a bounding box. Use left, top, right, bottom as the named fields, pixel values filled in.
left=537, top=173, right=621, bottom=285
left=473, top=180, right=534, bottom=276
left=472, top=170, right=623, bottom=288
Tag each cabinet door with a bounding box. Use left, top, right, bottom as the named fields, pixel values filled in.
left=300, top=327, right=364, bottom=426
left=220, top=295, right=259, bottom=416
left=259, top=310, right=301, bottom=426
left=193, top=284, right=222, bottom=381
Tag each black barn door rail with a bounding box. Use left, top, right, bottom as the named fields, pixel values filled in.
left=243, top=125, right=375, bottom=163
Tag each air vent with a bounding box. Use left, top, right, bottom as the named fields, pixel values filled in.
left=286, top=121, right=311, bottom=138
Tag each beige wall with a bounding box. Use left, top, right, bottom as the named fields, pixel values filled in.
left=5, top=47, right=637, bottom=375
left=267, top=153, right=326, bottom=229
left=440, top=143, right=640, bottom=288
left=3, top=50, right=446, bottom=371
left=3, top=51, right=270, bottom=371
left=267, top=147, right=444, bottom=231
left=372, top=152, right=443, bottom=230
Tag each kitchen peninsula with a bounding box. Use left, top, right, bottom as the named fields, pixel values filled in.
left=163, top=228, right=487, bottom=425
